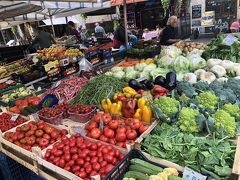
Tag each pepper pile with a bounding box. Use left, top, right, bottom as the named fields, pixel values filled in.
left=101, top=86, right=153, bottom=123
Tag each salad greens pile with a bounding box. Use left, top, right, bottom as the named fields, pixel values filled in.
left=202, top=34, right=240, bottom=62
left=141, top=123, right=235, bottom=180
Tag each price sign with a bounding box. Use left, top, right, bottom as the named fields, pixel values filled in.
left=11, top=114, right=19, bottom=121
left=223, top=34, right=238, bottom=46
left=183, top=167, right=207, bottom=180
left=99, top=119, right=104, bottom=132
left=72, top=126, right=85, bottom=136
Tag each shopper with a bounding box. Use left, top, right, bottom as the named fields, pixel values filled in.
left=94, top=23, right=106, bottom=38
left=31, top=27, right=55, bottom=49
left=67, top=21, right=80, bottom=40
left=230, top=20, right=240, bottom=33
left=160, top=16, right=181, bottom=45
left=113, top=19, right=126, bottom=48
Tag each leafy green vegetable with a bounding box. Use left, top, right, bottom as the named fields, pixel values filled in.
left=141, top=123, right=235, bottom=179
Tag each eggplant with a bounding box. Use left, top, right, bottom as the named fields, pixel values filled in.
left=165, top=72, right=177, bottom=90
left=154, top=76, right=166, bottom=87
left=145, top=80, right=155, bottom=90
left=128, top=79, right=144, bottom=91
left=140, top=79, right=148, bottom=85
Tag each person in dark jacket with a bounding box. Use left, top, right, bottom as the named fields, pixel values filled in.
left=113, top=20, right=126, bottom=48
left=32, top=27, right=55, bottom=49
left=67, top=21, right=80, bottom=40
left=160, top=16, right=181, bottom=45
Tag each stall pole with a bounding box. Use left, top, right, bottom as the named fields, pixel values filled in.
left=123, top=0, right=128, bottom=48
left=48, top=9, right=56, bottom=37
left=0, top=29, right=6, bottom=45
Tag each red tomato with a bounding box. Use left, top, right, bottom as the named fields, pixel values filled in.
left=108, top=120, right=119, bottom=129
left=76, top=158, right=84, bottom=166
left=130, top=119, right=141, bottom=130
left=108, top=139, right=116, bottom=145
left=100, top=161, right=107, bottom=168
left=68, top=160, right=75, bottom=166
left=126, top=130, right=137, bottom=140
left=116, top=142, right=124, bottom=147
left=64, top=154, right=71, bottom=161
left=60, top=129, right=68, bottom=136
left=90, top=144, right=97, bottom=150
left=105, top=164, right=114, bottom=174
left=92, top=112, right=103, bottom=123
left=92, top=162, right=101, bottom=171
left=72, top=154, right=79, bottom=160
left=72, top=165, right=80, bottom=173
left=114, top=149, right=121, bottom=158
left=116, top=126, right=127, bottom=133
left=104, top=128, right=115, bottom=138
left=91, top=157, right=98, bottom=163
left=79, top=171, right=87, bottom=178
left=85, top=164, right=92, bottom=174
left=96, top=141, right=102, bottom=147
left=103, top=154, right=113, bottom=163
left=90, top=128, right=101, bottom=139
left=102, top=113, right=111, bottom=124
left=115, top=132, right=126, bottom=142
left=35, top=130, right=44, bottom=137
left=101, top=147, right=108, bottom=154
left=139, top=125, right=149, bottom=134
left=59, top=159, right=66, bottom=168
left=99, top=135, right=109, bottom=142
left=89, top=151, right=97, bottom=157
left=112, top=157, right=118, bottom=165
left=70, top=147, right=78, bottom=154
left=85, top=157, right=90, bottom=162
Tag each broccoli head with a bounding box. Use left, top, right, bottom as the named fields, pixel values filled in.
left=194, top=81, right=210, bottom=93
left=224, top=78, right=240, bottom=98
left=178, top=107, right=202, bottom=133
left=214, top=88, right=237, bottom=104
left=213, top=110, right=236, bottom=137
left=196, top=91, right=219, bottom=110
left=209, top=80, right=224, bottom=92
left=221, top=103, right=240, bottom=118
left=176, top=81, right=197, bottom=98
left=154, top=96, right=180, bottom=117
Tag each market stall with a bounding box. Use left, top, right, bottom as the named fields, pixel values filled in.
left=1, top=6, right=240, bottom=178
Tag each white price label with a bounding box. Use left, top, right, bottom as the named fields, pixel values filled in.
left=32, top=113, right=40, bottom=121
left=99, top=119, right=104, bottom=132
left=11, top=114, right=19, bottom=121
left=51, top=80, right=61, bottom=89
left=183, top=167, right=207, bottom=180
left=223, top=34, right=238, bottom=46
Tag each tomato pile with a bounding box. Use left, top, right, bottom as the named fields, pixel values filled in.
left=43, top=134, right=124, bottom=179
left=68, top=104, right=95, bottom=114
left=4, top=120, right=68, bottom=151
left=54, top=102, right=69, bottom=118
left=38, top=107, right=62, bottom=118
left=85, top=112, right=150, bottom=148
left=0, top=113, right=25, bottom=132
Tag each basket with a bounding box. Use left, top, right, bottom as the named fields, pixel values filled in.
left=38, top=111, right=63, bottom=125
left=68, top=107, right=97, bottom=123
left=104, top=149, right=169, bottom=180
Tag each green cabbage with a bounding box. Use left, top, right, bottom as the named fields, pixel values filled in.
left=143, top=64, right=157, bottom=72
left=113, top=71, right=125, bottom=79
left=157, top=55, right=175, bottom=68
left=150, top=68, right=169, bottom=79
left=187, top=48, right=204, bottom=56
left=111, top=66, right=123, bottom=72
left=124, top=66, right=134, bottom=73
left=139, top=71, right=150, bottom=79
left=160, top=46, right=182, bottom=58
left=173, top=56, right=190, bottom=72
left=134, top=63, right=147, bottom=71
left=126, top=71, right=139, bottom=79
left=188, top=54, right=206, bottom=71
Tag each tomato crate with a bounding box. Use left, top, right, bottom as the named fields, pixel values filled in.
left=36, top=134, right=127, bottom=180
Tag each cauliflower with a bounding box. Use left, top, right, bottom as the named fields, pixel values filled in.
left=233, top=64, right=240, bottom=76
left=210, top=65, right=226, bottom=77
left=207, top=58, right=222, bottom=68
left=220, top=60, right=234, bottom=71
left=178, top=107, right=201, bottom=133
left=154, top=96, right=180, bottom=117
left=196, top=91, right=219, bottom=109
left=217, top=77, right=228, bottom=83
left=194, top=69, right=206, bottom=79
left=163, top=168, right=179, bottom=176
left=200, top=72, right=216, bottom=84
left=183, top=73, right=197, bottom=84
left=221, top=103, right=240, bottom=118
left=213, top=110, right=236, bottom=137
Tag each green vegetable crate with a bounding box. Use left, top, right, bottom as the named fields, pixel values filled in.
left=104, top=149, right=186, bottom=180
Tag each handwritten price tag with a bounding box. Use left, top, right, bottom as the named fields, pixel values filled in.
left=223, top=34, right=238, bottom=46
left=11, top=114, right=19, bottom=121
left=183, top=167, right=207, bottom=180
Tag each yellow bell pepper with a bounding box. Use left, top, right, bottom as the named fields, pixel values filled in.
left=134, top=108, right=142, bottom=120
left=123, top=93, right=132, bottom=98
left=110, top=101, right=122, bottom=115
left=142, top=105, right=152, bottom=123
left=123, top=87, right=137, bottom=96
left=113, top=92, right=124, bottom=101
left=101, top=99, right=112, bottom=113
left=138, top=97, right=148, bottom=109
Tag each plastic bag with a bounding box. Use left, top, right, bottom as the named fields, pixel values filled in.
left=78, top=57, right=93, bottom=72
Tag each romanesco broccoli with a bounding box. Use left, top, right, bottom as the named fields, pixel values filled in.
left=178, top=107, right=200, bottom=133
left=221, top=103, right=240, bottom=118
left=178, top=94, right=190, bottom=106
left=196, top=91, right=219, bottom=109
left=213, top=110, right=236, bottom=137
left=154, top=96, right=179, bottom=117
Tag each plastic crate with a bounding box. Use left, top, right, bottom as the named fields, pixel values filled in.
left=0, top=152, right=43, bottom=180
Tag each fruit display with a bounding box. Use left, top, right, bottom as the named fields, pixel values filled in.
left=0, top=113, right=26, bottom=132
left=175, top=41, right=208, bottom=53
left=85, top=112, right=150, bottom=148
left=1, top=87, right=37, bottom=103
left=3, top=120, right=68, bottom=151
left=42, top=134, right=125, bottom=179
left=0, top=80, right=19, bottom=93
left=36, top=46, right=66, bottom=60
left=9, top=96, right=41, bottom=115
left=0, top=66, right=8, bottom=78
left=64, top=48, right=84, bottom=57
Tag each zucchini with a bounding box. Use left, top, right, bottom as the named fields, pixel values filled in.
left=124, top=171, right=149, bottom=180
left=168, top=176, right=183, bottom=180
left=20, top=109, right=29, bottom=116
left=130, top=159, right=163, bottom=173
left=129, top=165, right=158, bottom=175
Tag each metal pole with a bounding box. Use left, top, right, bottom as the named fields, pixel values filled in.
left=123, top=0, right=128, bottom=48
left=48, top=9, right=56, bottom=37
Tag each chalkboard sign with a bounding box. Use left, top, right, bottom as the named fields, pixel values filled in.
left=192, top=5, right=201, bottom=19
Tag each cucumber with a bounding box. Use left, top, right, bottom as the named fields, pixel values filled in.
left=130, top=158, right=163, bottom=173
left=20, top=109, right=29, bottom=116
left=124, top=171, right=149, bottom=180
left=168, top=176, right=183, bottom=180
left=129, top=165, right=158, bottom=175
